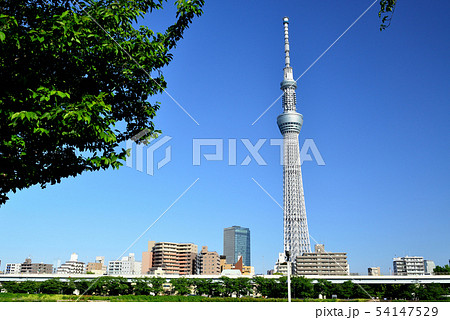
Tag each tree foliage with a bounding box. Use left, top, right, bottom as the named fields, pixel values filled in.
left=234, top=277, right=252, bottom=297
left=0, top=0, right=204, bottom=204
left=313, top=279, right=333, bottom=298
left=191, top=278, right=213, bottom=296
left=379, top=0, right=397, bottom=30
left=87, top=276, right=129, bottom=295
left=39, top=278, right=65, bottom=294
left=1, top=280, right=39, bottom=293
left=339, top=280, right=355, bottom=299
left=148, top=277, right=165, bottom=295
left=434, top=265, right=450, bottom=275
left=0, top=277, right=448, bottom=300
left=416, top=283, right=447, bottom=301
left=133, top=278, right=152, bottom=295
left=291, top=276, right=314, bottom=299
left=170, top=277, right=191, bottom=295
left=73, top=279, right=94, bottom=295
left=383, top=284, right=415, bottom=300
left=253, top=276, right=273, bottom=298
left=219, top=277, right=234, bottom=297
left=253, top=276, right=287, bottom=298
left=105, top=277, right=131, bottom=295
left=132, top=277, right=165, bottom=295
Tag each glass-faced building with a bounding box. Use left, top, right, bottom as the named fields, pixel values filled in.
left=223, top=226, right=251, bottom=266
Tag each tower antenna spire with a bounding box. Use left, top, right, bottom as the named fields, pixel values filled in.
left=283, top=17, right=290, bottom=68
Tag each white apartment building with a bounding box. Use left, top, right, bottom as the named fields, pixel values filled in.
left=393, top=256, right=425, bottom=276
left=368, top=267, right=381, bottom=276
left=108, top=253, right=141, bottom=275
left=424, top=260, right=436, bottom=275
left=5, top=263, right=21, bottom=274
left=274, top=252, right=293, bottom=275
left=57, top=253, right=86, bottom=274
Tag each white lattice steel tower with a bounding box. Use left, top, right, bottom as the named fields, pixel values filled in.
left=277, top=17, right=311, bottom=260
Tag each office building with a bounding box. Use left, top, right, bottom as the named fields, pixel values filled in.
left=223, top=226, right=250, bottom=266
left=295, top=244, right=349, bottom=276
left=393, top=256, right=425, bottom=276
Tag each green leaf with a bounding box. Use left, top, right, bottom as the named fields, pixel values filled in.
left=56, top=91, right=69, bottom=99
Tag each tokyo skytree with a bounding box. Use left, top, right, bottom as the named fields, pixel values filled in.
left=277, top=17, right=311, bottom=260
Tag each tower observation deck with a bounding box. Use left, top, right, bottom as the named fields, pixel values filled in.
left=277, top=17, right=311, bottom=261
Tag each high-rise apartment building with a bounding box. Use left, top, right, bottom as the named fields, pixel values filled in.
left=295, top=244, right=349, bottom=276
left=196, top=246, right=220, bottom=275
left=393, top=256, right=425, bottom=276
left=143, top=241, right=198, bottom=275
left=223, top=226, right=250, bottom=266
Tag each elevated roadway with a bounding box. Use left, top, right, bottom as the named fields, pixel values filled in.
left=1, top=274, right=450, bottom=284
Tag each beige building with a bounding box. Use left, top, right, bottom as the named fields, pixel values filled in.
left=197, top=246, right=220, bottom=275
left=295, top=244, right=349, bottom=276
left=141, top=241, right=154, bottom=274
left=220, top=256, right=255, bottom=276
left=148, top=267, right=166, bottom=276
left=368, top=267, right=381, bottom=276
left=142, top=241, right=198, bottom=275
left=86, top=256, right=107, bottom=275
left=220, top=255, right=228, bottom=272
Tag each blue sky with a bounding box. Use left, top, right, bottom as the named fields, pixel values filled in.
left=1, top=0, right=449, bottom=275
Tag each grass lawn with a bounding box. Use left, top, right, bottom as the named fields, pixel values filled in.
left=3, top=294, right=446, bottom=302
